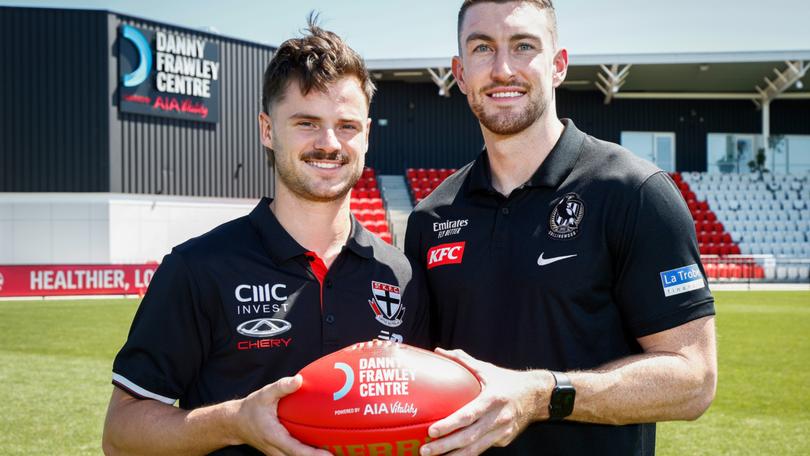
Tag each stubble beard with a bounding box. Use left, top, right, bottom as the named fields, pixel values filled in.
left=470, top=86, right=547, bottom=136
left=273, top=143, right=362, bottom=203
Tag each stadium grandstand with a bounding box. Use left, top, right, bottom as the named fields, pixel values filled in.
left=1, top=6, right=809, bottom=298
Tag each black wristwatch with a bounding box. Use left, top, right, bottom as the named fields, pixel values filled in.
left=548, top=370, right=576, bottom=421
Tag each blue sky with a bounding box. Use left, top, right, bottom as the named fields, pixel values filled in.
left=5, top=0, right=810, bottom=59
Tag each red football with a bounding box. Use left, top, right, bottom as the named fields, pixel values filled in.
left=278, top=340, right=481, bottom=455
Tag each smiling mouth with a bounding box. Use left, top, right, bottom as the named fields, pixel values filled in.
left=488, top=91, right=525, bottom=99
left=305, top=159, right=343, bottom=170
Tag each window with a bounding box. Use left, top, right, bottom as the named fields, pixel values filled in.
left=707, top=134, right=810, bottom=175
left=620, top=132, right=676, bottom=172
left=706, top=134, right=759, bottom=174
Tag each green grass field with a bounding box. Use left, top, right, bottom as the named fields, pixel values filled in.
left=1, top=291, right=808, bottom=455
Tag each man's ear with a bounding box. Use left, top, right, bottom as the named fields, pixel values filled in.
left=451, top=56, right=468, bottom=95
left=258, top=112, right=273, bottom=149
left=551, top=48, right=568, bottom=89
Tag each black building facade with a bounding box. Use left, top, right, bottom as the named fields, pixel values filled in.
left=1, top=7, right=275, bottom=197
left=366, top=81, right=810, bottom=174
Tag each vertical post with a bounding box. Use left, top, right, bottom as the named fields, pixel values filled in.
left=762, top=100, right=771, bottom=162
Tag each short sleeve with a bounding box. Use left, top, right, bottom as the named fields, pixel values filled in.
left=111, top=251, right=211, bottom=404
left=613, top=172, right=715, bottom=338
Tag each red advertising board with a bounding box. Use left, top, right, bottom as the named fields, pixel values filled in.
left=0, top=264, right=159, bottom=297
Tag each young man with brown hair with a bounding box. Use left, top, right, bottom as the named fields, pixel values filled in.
left=103, top=17, right=428, bottom=455
left=406, top=1, right=717, bottom=454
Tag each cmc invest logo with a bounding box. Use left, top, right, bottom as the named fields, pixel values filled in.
left=121, top=24, right=152, bottom=87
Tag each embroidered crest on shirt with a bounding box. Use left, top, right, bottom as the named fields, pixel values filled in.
left=368, top=281, right=404, bottom=327
left=548, top=193, right=585, bottom=240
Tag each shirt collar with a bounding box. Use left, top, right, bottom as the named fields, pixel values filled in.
left=248, top=197, right=374, bottom=263
left=467, top=118, right=585, bottom=195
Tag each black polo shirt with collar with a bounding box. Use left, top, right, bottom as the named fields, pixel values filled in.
left=405, top=119, right=714, bottom=456
left=113, top=197, right=429, bottom=455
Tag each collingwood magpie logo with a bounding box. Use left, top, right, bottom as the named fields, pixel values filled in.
left=548, top=193, right=585, bottom=240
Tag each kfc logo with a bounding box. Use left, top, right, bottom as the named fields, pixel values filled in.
left=427, top=242, right=466, bottom=269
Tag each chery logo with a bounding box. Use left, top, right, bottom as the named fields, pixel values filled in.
left=236, top=318, right=292, bottom=338
left=427, top=241, right=466, bottom=269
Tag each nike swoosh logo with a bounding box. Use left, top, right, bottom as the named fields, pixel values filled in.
left=537, top=253, right=578, bottom=266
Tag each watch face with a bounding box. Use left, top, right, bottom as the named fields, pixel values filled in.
left=550, top=386, right=576, bottom=419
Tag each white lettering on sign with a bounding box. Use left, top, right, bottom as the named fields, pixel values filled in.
left=153, top=31, right=219, bottom=99
left=29, top=269, right=127, bottom=290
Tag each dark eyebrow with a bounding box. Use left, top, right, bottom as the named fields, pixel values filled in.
left=289, top=113, right=321, bottom=120
left=465, top=32, right=543, bottom=46
left=510, top=33, right=543, bottom=43
left=465, top=32, right=494, bottom=44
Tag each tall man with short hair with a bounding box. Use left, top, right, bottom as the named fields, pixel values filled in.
left=103, top=18, right=429, bottom=455
left=406, top=1, right=717, bottom=454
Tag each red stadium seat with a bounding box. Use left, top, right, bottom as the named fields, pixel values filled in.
left=704, top=263, right=715, bottom=279
left=728, top=263, right=741, bottom=277
left=367, top=198, right=384, bottom=210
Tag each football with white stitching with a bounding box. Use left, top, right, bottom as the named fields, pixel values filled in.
left=277, top=340, right=481, bottom=455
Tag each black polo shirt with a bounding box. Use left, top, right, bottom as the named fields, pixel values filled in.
left=113, top=197, right=429, bottom=455
left=405, top=120, right=714, bottom=456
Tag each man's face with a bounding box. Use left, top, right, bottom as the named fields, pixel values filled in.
left=453, top=1, right=567, bottom=135
left=259, top=77, right=370, bottom=203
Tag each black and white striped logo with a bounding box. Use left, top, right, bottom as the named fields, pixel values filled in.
left=548, top=193, right=585, bottom=240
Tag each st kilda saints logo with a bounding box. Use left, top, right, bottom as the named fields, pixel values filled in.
left=368, top=281, right=405, bottom=328
left=548, top=193, right=585, bottom=240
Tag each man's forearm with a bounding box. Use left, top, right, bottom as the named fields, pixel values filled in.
left=566, top=350, right=715, bottom=425
left=550, top=316, right=717, bottom=426
left=103, top=388, right=241, bottom=455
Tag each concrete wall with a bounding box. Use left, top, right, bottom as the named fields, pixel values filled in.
left=0, top=193, right=255, bottom=264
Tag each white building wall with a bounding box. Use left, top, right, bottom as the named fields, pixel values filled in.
left=0, top=194, right=255, bottom=264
